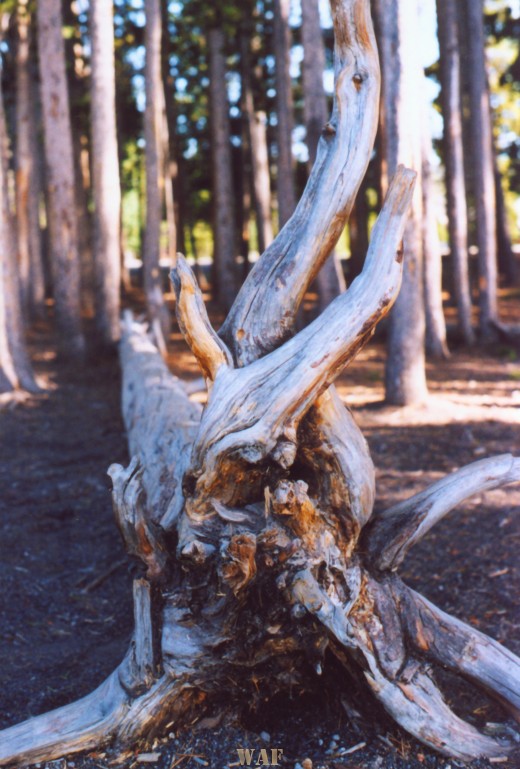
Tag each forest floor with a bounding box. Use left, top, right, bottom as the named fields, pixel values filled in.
left=1, top=291, right=520, bottom=769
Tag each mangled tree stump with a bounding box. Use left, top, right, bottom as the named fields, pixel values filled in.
left=1, top=0, right=519, bottom=764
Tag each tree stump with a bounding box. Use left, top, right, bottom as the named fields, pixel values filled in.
left=1, top=0, right=519, bottom=764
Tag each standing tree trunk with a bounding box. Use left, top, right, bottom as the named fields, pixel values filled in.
left=273, top=0, right=296, bottom=228
left=208, top=26, right=237, bottom=312
left=464, top=0, right=498, bottom=340
left=240, top=32, right=273, bottom=256
left=143, top=0, right=169, bottom=341
left=421, top=106, right=449, bottom=359
left=37, top=0, right=85, bottom=357
left=15, top=0, right=44, bottom=320
left=348, top=179, right=370, bottom=280
left=90, top=0, right=122, bottom=347
left=375, top=0, right=429, bottom=406
left=495, top=162, right=518, bottom=285
left=301, top=0, right=346, bottom=309
left=0, top=65, right=38, bottom=393
left=436, top=0, right=475, bottom=345
left=1, top=2, right=520, bottom=766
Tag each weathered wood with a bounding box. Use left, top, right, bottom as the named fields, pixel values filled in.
left=366, top=454, right=520, bottom=571
left=109, top=457, right=169, bottom=580
left=394, top=582, right=520, bottom=719
left=119, top=315, right=201, bottom=530
left=220, top=0, right=380, bottom=362
left=1, top=1, right=519, bottom=765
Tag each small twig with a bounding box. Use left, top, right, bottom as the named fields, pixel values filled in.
left=81, top=558, right=127, bottom=594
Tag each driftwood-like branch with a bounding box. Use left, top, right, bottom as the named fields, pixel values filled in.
left=220, top=0, right=380, bottom=363
left=394, top=582, right=520, bottom=719
left=292, top=569, right=512, bottom=759
left=170, top=255, right=233, bottom=381
left=366, top=454, right=520, bottom=571
left=109, top=457, right=169, bottom=580
left=120, top=315, right=201, bottom=530
left=176, top=167, right=414, bottom=498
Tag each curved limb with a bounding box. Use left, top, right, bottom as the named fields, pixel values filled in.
left=291, top=569, right=513, bottom=759
left=170, top=254, right=233, bottom=382
left=174, top=168, right=415, bottom=488
left=364, top=664, right=510, bottom=761
left=0, top=669, right=129, bottom=767
left=220, top=0, right=381, bottom=365
left=393, top=581, right=520, bottom=720
left=365, top=454, right=520, bottom=571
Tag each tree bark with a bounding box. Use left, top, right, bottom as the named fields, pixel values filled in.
left=374, top=0, right=429, bottom=406
left=495, top=161, right=518, bottom=285
left=90, top=0, right=122, bottom=347
left=0, top=64, right=38, bottom=393
left=436, top=0, right=475, bottom=345
left=464, top=0, right=498, bottom=340
left=208, top=26, right=238, bottom=312
left=37, top=0, right=85, bottom=357
left=143, top=0, right=170, bottom=339
left=421, top=107, right=449, bottom=359
left=301, top=0, right=346, bottom=309
left=15, top=0, right=45, bottom=320
left=273, top=0, right=296, bottom=228
left=240, top=32, right=273, bottom=256
left=348, top=179, right=370, bottom=280
left=0, top=2, right=519, bottom=766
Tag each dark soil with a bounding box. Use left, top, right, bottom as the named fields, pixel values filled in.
left=1, top=316, right=519, bottom=769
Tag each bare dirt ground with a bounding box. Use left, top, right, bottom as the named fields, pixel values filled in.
left=1, top=293, right=520, bottom=769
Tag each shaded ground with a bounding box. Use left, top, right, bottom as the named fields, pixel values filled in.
left=1, top=310, right=519, bottom=769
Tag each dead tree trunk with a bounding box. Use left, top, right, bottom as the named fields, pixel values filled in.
left=0, top=1, right=519, bottom=764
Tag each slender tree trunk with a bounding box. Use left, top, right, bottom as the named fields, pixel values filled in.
left=208, top=27, right=237, bottom=312
left=27, top=71, right=46, bottom=317
left=162, top=89, right=177, bottom=264
left=240, top=33, right=273, bottom=256
left=90, top=0, right=122, bottom=347
left=273, top=0, right=296, bottom=227
left=375, top=0, right=428, bottom=405
left=464, top=0, right=498, bottom=340
left=0, top=68, right=38, bottom=393
left=436, top=0, right=475, bottom=345
left=421, top=117, right=449, bottom=359
left=15, top=0, right=38, bottom=317
left=301, top=0, right=346, bottom=308
left=37, top=0, right=85, bottom=357
left=143, top=0, right=169, bottom=338
left=494, top=162, right=518, bottom=285
left=348, top=180, right=370, bottom=280
left=160, top=0, right=178, bottom=262
left=72, top=127, right=95, bottom=317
